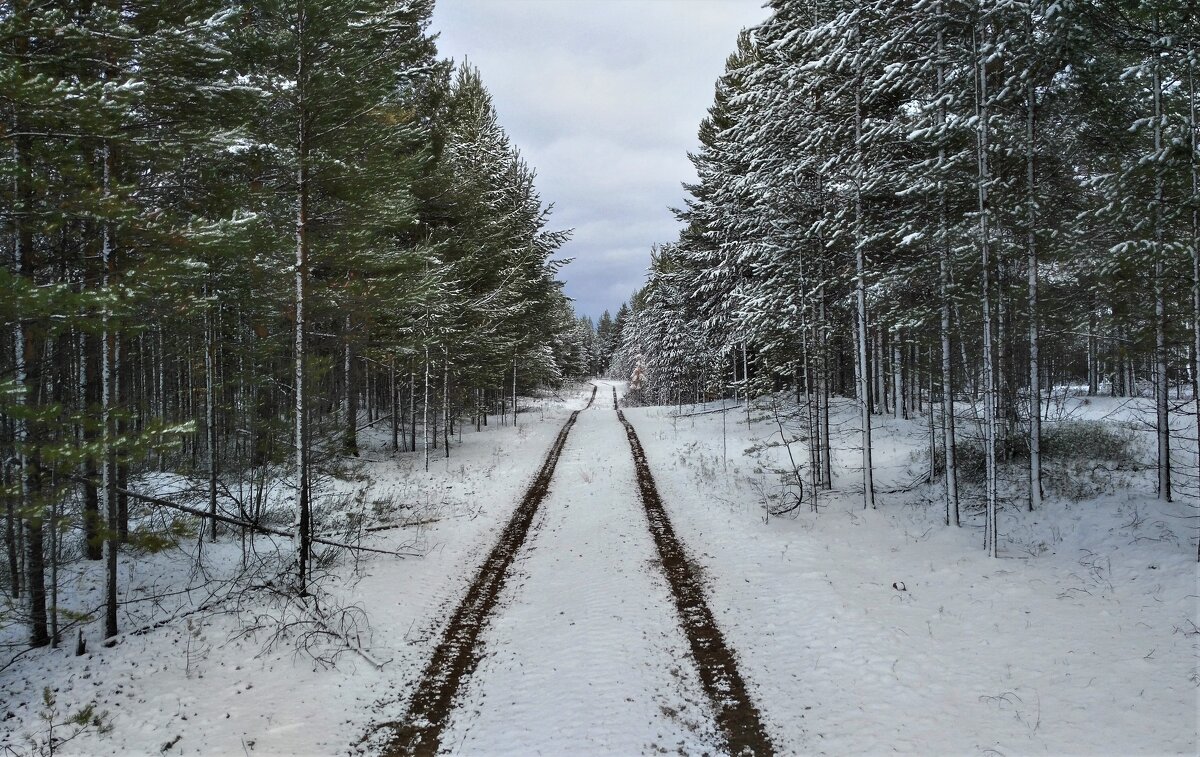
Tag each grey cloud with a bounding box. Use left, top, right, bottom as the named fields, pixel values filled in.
left=431, top=0, right=769, bottom=320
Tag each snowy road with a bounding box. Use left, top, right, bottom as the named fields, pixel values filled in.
left=438, top=387, right=721, bottom=754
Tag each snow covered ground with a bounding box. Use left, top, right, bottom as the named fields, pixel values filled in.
left=624, top=393, right=1199, bottom=755
left=1, top=388, right=592, bottom=756
left=439, top=384, right=719, bottom=755
left=2, top=384, right=1196, bottom=755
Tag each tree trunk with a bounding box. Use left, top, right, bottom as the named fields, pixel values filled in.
left=443, top=356, right=450, bottom=459
left=424, top=347, right=431, bottom=472
left=1025, top=41, right=1042, bottom=513
left=874, top=328, right=885, bottom=416
left=409, top=369, right=417, bottom=453
left=1152, top=17, right=1171, bottom=503
left=343, top=314, right=358, bottom=457
left=4, top=460, right=18, bottom=597
left=82, top=334, right=102, bottom=559
left=205, top=289, right=218, bottom=540
left=294, top=5, right=312, bottom=596
left=892, top=330, right=905, bottom=420
left=976, top=22, right=999, bottom=556
left=116, top=338, right=128, bottom=542
left=391, top=359, right=399, bottom=453
left=102, top=137, right=119, bottom=638
left=853, top=21, right=874, bottom=510
left=1188, top=15, right=1200, bottom=560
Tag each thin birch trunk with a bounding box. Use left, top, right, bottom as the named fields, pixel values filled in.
left=976, top=21, right=999, bottom=556
left=294, top=3, right=312, bottom=596
left=853, top=20, right=874, bottom=509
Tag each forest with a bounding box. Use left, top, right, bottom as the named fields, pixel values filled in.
left=0, top=1, right=1196, bottom=754
left=0, top=0, right=592, bottom=651
left=612, top=0, right=1199, bottom=556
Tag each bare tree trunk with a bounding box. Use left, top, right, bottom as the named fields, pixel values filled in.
left=408, top=369, right=416, bottom=452
left=102, top=137, right=119, bottom=637
left=343, top=313, right=358, bottom=457
left=874, top=328, right=885, bottom=416
left=1188, top=14, right=1200, bottom=560
left=976, top=22, right=999, bottom=556
left=294, top=3, right=312, bottom=596
left=424, top=347, right=431, bottom=472
left=853, top=21, right=874, bottom=510
left=116, top=339, right=128, bottom=542
left=743, top=343, right=751, bottom=430
left=82, top=333, right=102, bottom=559
left=12, top=107, right=48, bottom=646
left=892, top=330, right=905, bottom=420
left=1152, top=17, right=1171, bottom=503
left=928, top=349, right=936, bottom=484
left=941, top=262, right=959, bottom=527
left=205, top=287, right=218, bottom=540
left=819, top=285, right=832, bottom=488
left=443, top=356, right=450, bottom=459
left=1025, top=35, right=1042, bottom=513
left=4, top=460, right=18, bottom=597
left=1088, top=308, right=1098, bottom=396
left=391, top=359, right=399, bottom=453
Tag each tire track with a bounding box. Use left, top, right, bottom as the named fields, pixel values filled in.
left=377, top=384, right=596, bottom=756
left=614, top=387, right=776, bottom=756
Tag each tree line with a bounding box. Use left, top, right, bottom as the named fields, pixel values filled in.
left=1, top=0, right=588, bottom=650
left=614, top=0, right=1198, bottom=554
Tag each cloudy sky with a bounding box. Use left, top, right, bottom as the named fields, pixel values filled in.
left=429, top=0, right=769, bottom=322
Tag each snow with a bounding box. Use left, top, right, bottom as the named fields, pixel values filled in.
left=623, top=394, right=1199, bottom=755
left=3, top=385, right=1196, bottom=755
left=440, top=382, right=718, bottom=754
left=2, top=389, right=589, bottom=756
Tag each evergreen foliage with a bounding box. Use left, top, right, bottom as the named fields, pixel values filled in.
left=0, top=0, right=589, bottom=644
left=615, top=0, right=1199, bottom=543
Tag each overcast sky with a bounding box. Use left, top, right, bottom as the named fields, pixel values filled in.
left=429, top=0, right=769, bottom=322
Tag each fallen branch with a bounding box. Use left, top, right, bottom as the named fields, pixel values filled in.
left=314, top=517, right=440, bottom=539
left=310, top=601, right=392, bottom=670
left=365, top=517, right=440, bottom=533
left=356, top=413, right=393, bottom=432
left=77, top=478, right=411, bottom=557
left=669, top=402, right=742, bottom=418
left=878, top=470, right=932, bottom=495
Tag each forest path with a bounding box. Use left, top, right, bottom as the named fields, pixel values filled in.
left=378, top=382, right=773, bottom=756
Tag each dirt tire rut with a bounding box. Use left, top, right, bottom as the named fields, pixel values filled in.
left=614, top=387, right=776, bottom=756
left=378, top=385, right=596, bottom=756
